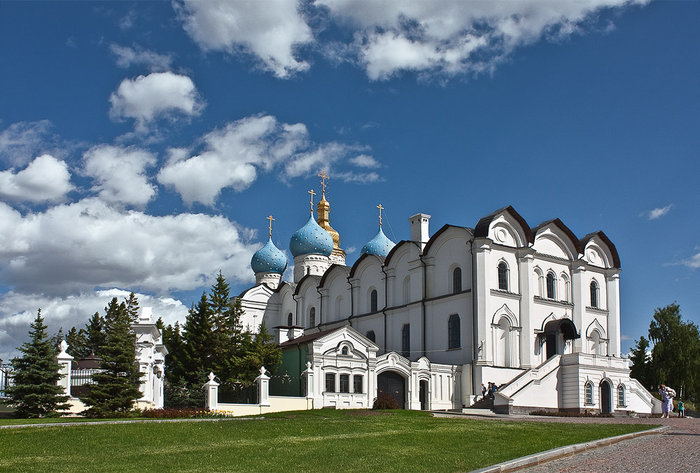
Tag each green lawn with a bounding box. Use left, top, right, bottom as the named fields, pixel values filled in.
left=0, top=410, right=652, bottom=473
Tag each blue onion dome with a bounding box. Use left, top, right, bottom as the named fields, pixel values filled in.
left=361, top=227, right=395, bottom=258
left=251, top=238, right=288, bottom=274
left=290, top=215, right=334, bottom=257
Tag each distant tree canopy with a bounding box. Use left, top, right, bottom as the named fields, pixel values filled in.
left=160, top=271, right=281, bottom=408
left=630, top=303, right=700, bottom=402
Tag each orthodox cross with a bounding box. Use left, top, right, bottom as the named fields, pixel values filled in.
left=377, top=203, right=384, bottom=227
left=308, top=189, right=316, bottom=214
left=266, top=215, right=274, bottom=238
left=318, top=170, right=329, bottom=197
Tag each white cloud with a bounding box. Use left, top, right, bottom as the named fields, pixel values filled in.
left=0, top=120, right=57, bottom=166
left=333, top=170, right=381, bottom=184
left=0, top=198, right=258, bottom=295
left=109, top=72, right=204, bottom=132
left=348, top=154, right=380, bottom=168
left=176, top=0, right=312, bottom=78
left=176, top=0, right=648, bottom=80
left=318, top=0, right=650, bottom=80
left=0, top=154, right=73, bottom=203
left=0, top=289, right=188, bottom=361
left=682, top=252, right=700, bottom=269
left=110, top=44, right=173, bottom=71
left=83, top=145, right=157, bottom=207
left=647, top=204, right=672, bottom=220
left=158, top=115, right=371, bottom=206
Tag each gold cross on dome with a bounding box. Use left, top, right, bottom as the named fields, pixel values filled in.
left=377, top=204, right=384, bottom=227
left=266, top=215, right=275, bottom=238
left=318, top=170, right=329, bottom=197
left=308, top=189, right=316, bottom=214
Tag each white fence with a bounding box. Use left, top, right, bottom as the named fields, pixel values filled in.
left=204, top=364, right=316, bottom=416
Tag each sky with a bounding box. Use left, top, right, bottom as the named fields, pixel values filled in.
left=1, top=0, right=699, bottom=361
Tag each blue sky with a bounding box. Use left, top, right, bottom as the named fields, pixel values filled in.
left=1, top=0, right=698, bottom=360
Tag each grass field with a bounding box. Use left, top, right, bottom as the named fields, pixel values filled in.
left=0, top=410, right=652, bottom=473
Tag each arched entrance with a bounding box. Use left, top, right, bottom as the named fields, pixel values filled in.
left=377, top=371, right=406, bottom=409
left=600, top=379, right=612, bottom=414
left=419, top=380, right=429, bottom=410
left=543, top=318, right=580, bottom=359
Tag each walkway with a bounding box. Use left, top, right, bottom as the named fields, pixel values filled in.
left=434, top=412, right=699, bottom=472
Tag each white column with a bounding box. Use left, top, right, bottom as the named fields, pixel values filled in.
left=56, top=340, right=73, bottom=397
left=517, top=249, right=535, bottom=368
left=256, top=366, right=270, bottom=407
left=571, top=262, right=586, bottom=353
left=473, top=238, right=491, bottom=364
left=303, top=361, right=314, bottom=398
left=203, top=372, right=219, bottom=410
left=606, top=272, right=621, bottom=356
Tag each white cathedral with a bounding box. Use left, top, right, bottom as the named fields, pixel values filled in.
left=237, top=177, right=658, bottom=415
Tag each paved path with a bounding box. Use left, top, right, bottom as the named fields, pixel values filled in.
left=435, top=412, right=699, bottom=472
left=517, top=417, right=699, bottom=473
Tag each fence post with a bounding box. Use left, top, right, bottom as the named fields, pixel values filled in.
left=256, top=366, right=270, bottom=407
left=56, top=340, right=73, bottom=397
left=203, top=372, right=219, bottom=410
left=302, top=361, right=314, bottom=398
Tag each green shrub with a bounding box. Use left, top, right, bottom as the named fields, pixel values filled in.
left=372, top=392, right=400, bottom=410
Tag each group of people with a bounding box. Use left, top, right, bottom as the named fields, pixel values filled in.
left=481, top=382, right=500, bottom=400
left=659, top=384, right=685, bottom=418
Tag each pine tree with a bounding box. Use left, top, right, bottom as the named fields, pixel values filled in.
left=239, top=322, right=281, bottom=383
left=629, top=336, right=653, bottom=389
left=65, top=327, right=89, bottom=359
left=81, top=298, right=142, bottom=417
left=124, top=292, right=140, bottom=324
left=84, top=312, right=106, bottom=356
left=182, top=293, right=214, bottom=385
left=6, top=310, right=69, bottom=418
left=209, top=272, right=242, bottom=382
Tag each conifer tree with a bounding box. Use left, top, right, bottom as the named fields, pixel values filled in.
left=240, top=322, right=281, bottom=382
left=182, top=293, right=214, bottom=384
left=84, top=312, right=106, bottom=356
left=65, top=327, right=89, bottom=359
left=81, top=298, right=142, bottom=417
left=7, top=310, right=69, bottom=418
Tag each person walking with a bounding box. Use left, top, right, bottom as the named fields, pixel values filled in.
left=678, top=399, right=685, bottom=418
left=659, top=384, right=675, bottom=418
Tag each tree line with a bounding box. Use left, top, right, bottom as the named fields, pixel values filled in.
left=629, top=303, right=700, bottom=403
left=4, top=272, right=281, bottom=417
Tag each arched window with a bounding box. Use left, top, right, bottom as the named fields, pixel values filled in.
left=546, top=272, right=556, bottom=299
left=366, top=330, right=376, bottom=343
left=452, top=267, right=462, bottom=294
left=617, top=384, right=626, bottom=407
left=590, top=330, right=601, bottom=355
left=341, top=346, right=349, bottom=356
left=590, top=280, right=599, bottom=308
left=370, top=289, right=378, bottom=312
left=497, top=261, right=509, bottom=291
left=401, top=324, right=410, bottom=358
left=534, top=268, right=544, bottom=297
left=309, top=307, right=316, bottom=327
left=287, top=313, right=293, bottom=326
left=448, top=314, right=460, bottom=349
left=585, top=382, right=594, bottom=405
left=562, top=274, right=570, bottom=303
left=495, top=317, right=512, bottom=367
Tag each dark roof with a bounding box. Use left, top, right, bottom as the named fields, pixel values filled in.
left=384, top=240, right=421, bottom=267
left=543, top=318, right=580, bottom=339
left=533, top=218, right=582, bottom=255
left=319, top=264, right=350, bottom=287
left=293, top=274, right=321, bottom=296
left=278, top=327, right=338, bottom=348
left=422, top=224, right=473, bottom=255
left=579, top=231, right=621, bottom=268
left=73, top=354, right=102, bottom=369
left=474, top=206, right=534, bottom=244
left=348, top=253, right=384, bottom=279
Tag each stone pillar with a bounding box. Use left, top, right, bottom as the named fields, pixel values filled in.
left=606, top=271, right=621, bottom=356
left=256, top=366, right=270, bottom=407
left=302, top=361, right=314, bottom=398
left=517, top=248, right=535, bottom=368
left=571, top=262, right=586, bottom=353
left=473, top=238, right=491, bottom=364
left=56, top=340, right=73, bottom=397
left=203, top=372, right=219, bottom=410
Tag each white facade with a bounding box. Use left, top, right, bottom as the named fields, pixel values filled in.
left=239, top=205, right=657, bottom=415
